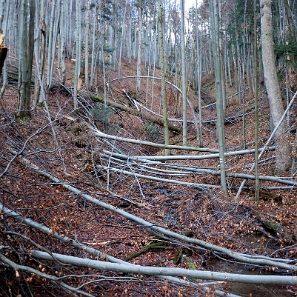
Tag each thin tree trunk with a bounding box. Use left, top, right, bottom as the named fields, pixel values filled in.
left=136, top=2, right=143, bottom=92
left=209, top=0, right=227, bottom=194
left=180, top=0, right=187, bottom=146
left=17, top=0, right=35, bottom=119
left=158, top=0, right=170, bottom=155
left=254, top=0, right=259, bottom=204
left=73, top=0, right=81, bottom=109
left=59, top=0, right=66, bottom=84
left=84, top=0, right=90, bottom=89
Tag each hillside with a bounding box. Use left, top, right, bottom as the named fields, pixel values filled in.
left=0, top=58, right=296, bottom=297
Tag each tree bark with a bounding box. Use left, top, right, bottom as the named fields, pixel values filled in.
left=209, top=0, right=227, bottom=194
left=158, top=0, right=170, bottom=155
left=260, top=0, right=292, bottom=172
left=180, top=0, right=187, bottom=146
left=91, top=94, right=180, bottom=133
left=17, top=0, right=35, bottom=119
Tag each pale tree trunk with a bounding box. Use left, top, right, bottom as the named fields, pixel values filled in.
left=136, top=2, right=143, bottom=92
left=84, top=0, right=90, bottom=89
left=180, top=0, right=187, bottom=146
left=90, top=1, right=99, bottom=88
left=209, top=0, right=227, bottom=194
left=0, top=0, right=9, bottom=98
left=260, top=0, right=292, bottom=172
left=33, top=0, right=46, bottom=107
left=46, top=0, right=60, bottom=90
left=254, top=0, right=259, bottom=204
left=158, top=0, right=170, bottom=155
left=59, top=0, right=66, bottom=84
left=17, top=0, right=35, bottom=119
left=117, top=1, right=127, bottom=75
left=73, top=0, right=82, bottom=110
left=195, top=0, right=203, bottom=147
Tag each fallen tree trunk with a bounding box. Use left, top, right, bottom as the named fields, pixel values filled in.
left=31, top=250, right=297, bottom=285
left=17, top=154, right=297, bottom=271
left=96, top=164, right=220, bottom=188
left=91, top=125, right=218, bottom=152
left=0, top=201, right=238, bottom=296
left=101, top=151, right=297, bottom=187
left=90, top=94, right=181, bottom=134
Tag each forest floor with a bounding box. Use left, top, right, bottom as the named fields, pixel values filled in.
left=0, top=58, right=297, bottom=297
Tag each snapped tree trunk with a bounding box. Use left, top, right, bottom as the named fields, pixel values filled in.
left=260, top=0, right=292, bottom=172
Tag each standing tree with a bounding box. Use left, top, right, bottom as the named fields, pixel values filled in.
left=73, top=0, right=82, bottom=110
left=84, top=0, right=91, bottom=90
left=158, top=0, right=170, bottom=155
left=17, top=0, right=35, bottom=119
left=136, top=0, right=143, bottom=92
left=260, top=0, right=292, bottom=172
left=209, top=0, right=227, bottom=194
left=180, top=0, right=187, bottom=146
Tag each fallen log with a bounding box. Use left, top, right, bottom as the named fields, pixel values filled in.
left=31, top=250, right=297, bottom=285
left=17, top=154, right=297, bottom=271
left=90, top=94, right=181, bottom=134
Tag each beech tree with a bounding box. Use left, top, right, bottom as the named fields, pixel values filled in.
left=260, top=0, right=292, bottom=172
left=16, top=0, right=35, bottom=119
left=158, top=0, right=170, bottom=155
left=209, top=0, right=227, bottom=193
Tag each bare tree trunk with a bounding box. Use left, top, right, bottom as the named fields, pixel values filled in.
left=73, top=0, right=82, bottom=110
left=59, top=0, right=66, bottom=84
left=254, top=0, right=260, bottom=204
left=84, top=0, right=90, bottom=89
left=136, top=2, right=143, bottom=92
left=0, top=0, right=9, bottom=98
left=180, top=0, right=187, bottom=146
left=46, top=0, right=60, bottom=91
left=17, top=0, right=35, bottom=119
left=209, top=0, right=227, bottom=194
left=260, top=0, right=292, bottom=172
left=158, top=0, right=170, bottom=155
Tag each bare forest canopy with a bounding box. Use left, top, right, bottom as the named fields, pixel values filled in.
left=0, top=0, right=297, bottom=296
